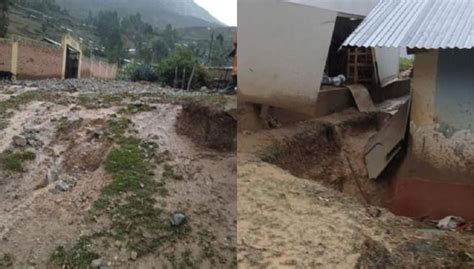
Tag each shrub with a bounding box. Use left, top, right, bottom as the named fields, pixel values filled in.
left=131, top=64, right=158, bottom=82
left=157, top=46, right=209, bottom=90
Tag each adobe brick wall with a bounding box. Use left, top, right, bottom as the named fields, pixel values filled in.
left=0, top=40, right=12, bottom=72
left=86, top=58, right=116, bottom=80
left=17, top=42, right=63, bottom=80
left=81, top=57, right=91, bottom=78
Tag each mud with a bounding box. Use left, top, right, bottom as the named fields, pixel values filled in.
left=177, top=103, right=237, bottom=152
left=0, top=80, right=237, bottom=268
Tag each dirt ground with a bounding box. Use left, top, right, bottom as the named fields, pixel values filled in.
left=237, top=109, right=474, bottom=268
left=0, top=79, right=237, bottom=268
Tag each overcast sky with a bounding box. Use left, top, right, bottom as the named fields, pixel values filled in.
left=194, top=0, right=237, bottom=26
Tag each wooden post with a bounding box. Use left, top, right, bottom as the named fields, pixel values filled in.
left=187, top=65, right=196, bottom=91
left=173, top=66, right=178, bottom=88
left=181, top=67, right=187, bottom=89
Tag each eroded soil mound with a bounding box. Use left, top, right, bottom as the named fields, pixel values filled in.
left=262, top=123, right=346, bottom=191
left=177, top=103, right=237, bottom=151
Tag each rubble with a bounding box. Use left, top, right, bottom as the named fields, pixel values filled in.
left=170, top=213, right=187, bottom=227
left=54, top=176, right=77, bottom=192
left=12, top=135, right=28, bottom=147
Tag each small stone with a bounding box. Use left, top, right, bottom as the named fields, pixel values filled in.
left=54, top=176, right=77, bottom=192
left=170, top=213, right=187, bottom=226
left=130, top=251, right=138, bottom=261
left=13, top=135, right=28, bottom=147
left=91, top=258, right=103, bottom=269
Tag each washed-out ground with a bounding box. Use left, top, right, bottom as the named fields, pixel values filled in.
left=237, top=108, right=474, bottom=268
left=0, top=79, right=237, bottom=268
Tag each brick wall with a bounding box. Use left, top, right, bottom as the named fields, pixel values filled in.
left=0, top=40, right=12, bottom=72
left=80, top=57, right=91, bottom=78
left=17, top=42, right=63, bottom=80
left=1, top=37, right=117, bottom=80
left=85, top=58, right=116, bottom=80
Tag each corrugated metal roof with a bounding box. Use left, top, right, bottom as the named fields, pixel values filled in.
left=343, top=0, right=474, bottom=49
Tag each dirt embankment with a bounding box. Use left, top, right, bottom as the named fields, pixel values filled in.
left=237, top=108, right=474, bottom=268
left=177, top=103, right=237, bottom=152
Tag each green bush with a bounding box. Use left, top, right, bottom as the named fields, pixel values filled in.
left=118, top=62, right=158, bottom=82
left=157, top=47, right=209, bottom=90
left=131, top=64, right=158, bottom=82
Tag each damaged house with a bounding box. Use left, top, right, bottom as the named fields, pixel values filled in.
left=238, top=0, right=411, bottom=181
left=343, top=0, right=474, bottom=220
left=238, top=0, right=473, bottom=221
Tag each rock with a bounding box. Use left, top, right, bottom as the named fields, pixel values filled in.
left=130, top=100, right=144, bottom=107
left=54, top=176, right=77, bottom=192
left=170, top=213, right=187, bottom=226
left=91, top=258, right=103, bottom=269
left=13, top=135, right=28, bottom=147
left=200, top=86, right=209, bottom=92
left=130, top=251, right=138, bottom=261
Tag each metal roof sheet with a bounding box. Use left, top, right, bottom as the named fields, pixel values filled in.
left=343, top=0, right=474, bottom=49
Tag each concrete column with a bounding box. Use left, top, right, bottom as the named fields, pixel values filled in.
left=411, top=50, right=438, bottom=126
left=11, top=42, right=18, bottom=76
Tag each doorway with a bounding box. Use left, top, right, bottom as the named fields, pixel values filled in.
left=65, top=46, right=79, bottom=79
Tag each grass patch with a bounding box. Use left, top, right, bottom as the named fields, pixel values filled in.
left=120, top=103, right=155, bottom=114
left=87, top=117, right=186, bottom=256
left=77, top=93, right=136, bottom=109
left=400, top=57, right=414, bottom=72
left=0, top=150, right=36, bottom=172
left=50, top=236, right=100, bottom=269
left=56, top=118, right=84, bottom=138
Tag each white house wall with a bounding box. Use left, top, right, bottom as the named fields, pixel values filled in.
left=238, top=0, right=337, bottom=115
left=286, top=0, right=379, bottom=16
left=374, top=47, right=400, bottom=86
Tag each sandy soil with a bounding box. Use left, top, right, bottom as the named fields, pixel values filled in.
left=237, top=109, right=474, bottom=268
left=0, top=80, right=237, bottom=268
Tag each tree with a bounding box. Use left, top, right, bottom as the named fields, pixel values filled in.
left=151, top=38, right=169, bottom=63
left=162, top=24, right=177, bottom=51
left=157, top=46, right=209, bottom=89
left=95, top=11, right=124, bottom=63
left=0, top=0, right=10, bottom=37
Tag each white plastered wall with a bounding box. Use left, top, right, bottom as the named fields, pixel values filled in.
left=238, top=0, right=336, bottom=115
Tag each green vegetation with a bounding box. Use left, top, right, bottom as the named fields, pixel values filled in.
left=50, top=236, right=100, bottom=269
left=94, top=118, right=186, bottom=254
left=130, top=64, right=158, bottom=82
left=56, top=118, right=83, bottom=138
left=0, top=150, right=36, bottom=172
left=94, top=11, right=123, bottom=63
left=400, top=57, right=414, bottom=72
left=51, top=117, right=187, bottom=266
left=157, top=46, right=210, bottom=89
left=0, top=0, right=10, bottom=37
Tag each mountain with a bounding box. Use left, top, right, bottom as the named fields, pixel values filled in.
left=55, top=0, right=225, bottom=28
